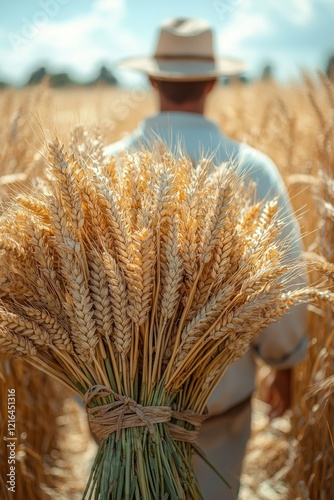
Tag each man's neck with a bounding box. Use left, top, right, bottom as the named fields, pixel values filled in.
left=159, top=98, right=205, bottom=115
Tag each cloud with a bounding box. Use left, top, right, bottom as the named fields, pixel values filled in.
left=94, top=0, right=125, bottom=14
left=1, top=0, right=143, bottom=84
left=218, top=11, right=272, bottom=55
left=216, top=0, right=334, bottom=76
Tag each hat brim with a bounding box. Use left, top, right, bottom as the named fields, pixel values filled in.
left=117, top=56, right=247, bottom=81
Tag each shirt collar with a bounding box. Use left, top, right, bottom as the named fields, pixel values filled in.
left=139, top=112, right=221, bottom=135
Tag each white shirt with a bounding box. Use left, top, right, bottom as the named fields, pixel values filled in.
left=105, top=112, right=308, bottom=415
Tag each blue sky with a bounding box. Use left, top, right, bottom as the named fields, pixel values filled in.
left=1, top=0, right=333, bottom=85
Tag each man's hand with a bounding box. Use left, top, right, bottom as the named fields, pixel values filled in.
left=264, top=368, right=292, bottom=420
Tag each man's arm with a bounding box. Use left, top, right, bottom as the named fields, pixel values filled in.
left=264, top=368, right=292, bottom=419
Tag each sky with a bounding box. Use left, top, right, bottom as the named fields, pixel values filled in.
left=1, top=0, right=333, bottom=86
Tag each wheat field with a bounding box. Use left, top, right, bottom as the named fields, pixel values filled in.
left=0, top=75, right=333, bottom=499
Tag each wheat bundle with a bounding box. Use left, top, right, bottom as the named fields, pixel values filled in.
left=0, top=137, right=313, bottom=499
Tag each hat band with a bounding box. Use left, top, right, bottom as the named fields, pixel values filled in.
left=154, top=54, right=215, bottom=62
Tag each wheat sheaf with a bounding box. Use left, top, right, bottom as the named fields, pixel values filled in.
left=0, top=137, right=317, bottom=499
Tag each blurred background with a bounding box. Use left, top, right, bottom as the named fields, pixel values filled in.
left=1, top=0, right=334, bottom=88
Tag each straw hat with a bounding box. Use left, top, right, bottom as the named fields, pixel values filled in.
left=118, top=18, right=247, bottom=81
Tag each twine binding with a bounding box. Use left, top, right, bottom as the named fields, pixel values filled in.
left=84, top=385, right=206, bottom=443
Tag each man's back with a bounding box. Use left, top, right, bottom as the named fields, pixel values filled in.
left=105, top=111, right=296, bottom=202
left=105, top=111, right=239, bottom=165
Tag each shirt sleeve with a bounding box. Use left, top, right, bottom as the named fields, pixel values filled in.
left=238, top=145, right=309, bottom=368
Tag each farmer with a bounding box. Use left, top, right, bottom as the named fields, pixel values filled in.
left=105, top=18, right=308, bottom=499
